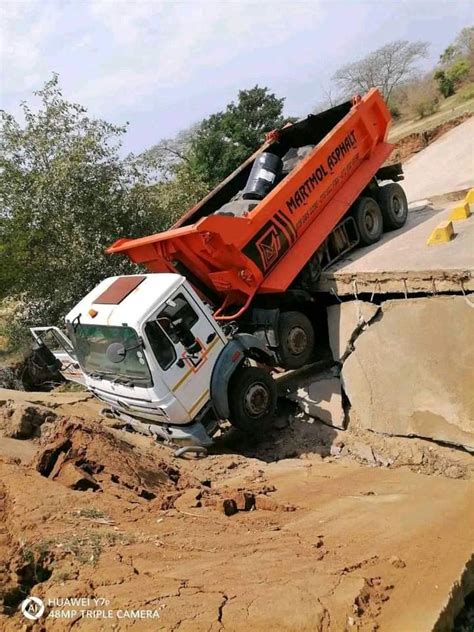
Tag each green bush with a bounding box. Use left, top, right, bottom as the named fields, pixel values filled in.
left=434, top=70, right=455, bottom=97
left=0, top=76, right=173, bottom=345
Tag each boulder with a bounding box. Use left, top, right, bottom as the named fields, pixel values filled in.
left=341, top=295, right=474, bottom=450
left=286, top=370, right=346, bottom=429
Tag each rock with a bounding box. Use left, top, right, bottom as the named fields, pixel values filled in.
left=174, top=488, right=203, bottom=510
left=286, top=371, right=346, bottom=429
left=444, top=465, right=465, bottom=479
left=327, top=300, right=379, bottom=362
left=255, top=495, right=296, bottom=512
left=234, top=491, right=255, bottom=512
left=409, top=445, right=425, bottom=465
left=222, top=499, right=238, bottom=516
left=55, top=462, right=100, bottom=491
left=373, top=452, right=393, bottom=468
left=389, top=556, right=406, bottom=568
left=341, top=296, right=474, bottom=451
left=3, top=402, right=57, bottom=439
left=34, top=437, right=72, bottom=476
left=349, top=441, right=376, bottom=464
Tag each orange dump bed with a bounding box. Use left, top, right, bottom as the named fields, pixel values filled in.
left=108, top=89, right=392, bottom=318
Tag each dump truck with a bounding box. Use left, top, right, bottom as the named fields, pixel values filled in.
left=32, top=88, right=407, bottom=449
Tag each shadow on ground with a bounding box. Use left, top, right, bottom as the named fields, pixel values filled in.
left=210, top=398, right=339, bottom=463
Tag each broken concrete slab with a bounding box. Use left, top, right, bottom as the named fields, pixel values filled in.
left=278, top=366, right=346, bottom=429
left=327, top=300, right=379, bottom=361
left=318, top=204, right=474, bottom=296
left=341, top=295, right=474, bottom=450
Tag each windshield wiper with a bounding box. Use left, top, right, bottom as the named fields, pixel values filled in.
left=88, top=370, right=115, bottom=380
left=88, top=372, right=104, bottom=380
left=112, top=377, right=135, bottom=387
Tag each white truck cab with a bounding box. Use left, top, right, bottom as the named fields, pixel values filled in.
left=32, top=274, right=277, bottom=447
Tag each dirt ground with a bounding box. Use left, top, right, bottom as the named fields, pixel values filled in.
left=386, top=112, right=472, bottom=166
left=0, top=388, right=473, bottom=631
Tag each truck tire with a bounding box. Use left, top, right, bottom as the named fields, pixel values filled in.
left=352, top=197, right=383, bottom=246
left=229, top=366, right=277, bottom=433
left=378, top=183, right=408, bottom=231
left=276, top=311, right=315, bottom=370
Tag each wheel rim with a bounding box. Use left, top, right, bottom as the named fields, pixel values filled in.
left=392, top=194, right=405, bottom=218
left=286, top=326, right=308, bottom=356
left=243, top=382, right=270, bottom=418
left=364, top=207, right=381, bottom=236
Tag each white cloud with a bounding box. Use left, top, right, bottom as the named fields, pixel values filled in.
left=0, top=0, right=59, bottom=93
left=76, top=0, right=322, bottom=107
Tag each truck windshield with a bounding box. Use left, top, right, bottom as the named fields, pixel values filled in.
left=68, top=323, right=152, bottom=387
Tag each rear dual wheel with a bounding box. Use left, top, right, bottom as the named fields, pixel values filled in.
left=352, top=197, right=383, bottom=246
left=352, top=184, right=408, bottom=247
left=378, top=183, right=408, bottom=230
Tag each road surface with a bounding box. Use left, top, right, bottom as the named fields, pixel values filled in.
left=401, top=117, right=474, bottom=203
left=318, top=200, right=474, bottom=295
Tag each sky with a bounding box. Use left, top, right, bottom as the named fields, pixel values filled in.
left=1, top=0, right=472, bottom=155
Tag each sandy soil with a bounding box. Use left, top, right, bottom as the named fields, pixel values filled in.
left=0, top=388, right=473, bottom=631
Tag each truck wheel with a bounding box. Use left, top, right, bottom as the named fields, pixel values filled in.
left=378, top=183, right=408, bottom=231
left=276, top=311, right=315, bottom=370
left=352, top=197, right=383, bottom=246
left=229, top=366, right=277, bottom=433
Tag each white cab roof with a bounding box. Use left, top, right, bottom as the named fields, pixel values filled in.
left=65, top=274, right=185, bottom=330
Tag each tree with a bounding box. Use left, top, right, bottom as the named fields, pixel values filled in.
left=436, top=58, right=470, bottom=96
left=140, top=125, right=198, bottom=181
left=188, top=86, right=287, bottom=188
left=146, top=161, right=209, bottom=228
left=439, top=44, right=457, bottom=65
left=313, top=84, right=344, bottom=114
left=0, top=75, right=163, bottom=336
left=452, top=26, right=474, bottom=60
left=437, top=26, right=474, bottom=91
left=137, top=125, right=210, bottom=228
left=333, top=40, right=429, bottom=101
left=434, top=69, right=456, bottom=97
left=406, top=76, right=440, bottom=118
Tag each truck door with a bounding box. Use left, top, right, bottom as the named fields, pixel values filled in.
left=30, top=326, right=85, bottom=385
left=144, top=290, right=225, bottom=421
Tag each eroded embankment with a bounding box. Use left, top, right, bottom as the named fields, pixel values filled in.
left=387, top=113, right=473, bottom=165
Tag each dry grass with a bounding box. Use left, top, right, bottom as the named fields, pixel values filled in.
left=389, top=89, right=474, bottom=142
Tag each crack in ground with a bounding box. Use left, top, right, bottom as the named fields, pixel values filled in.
left=217, top=592, right=228, bottom=626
